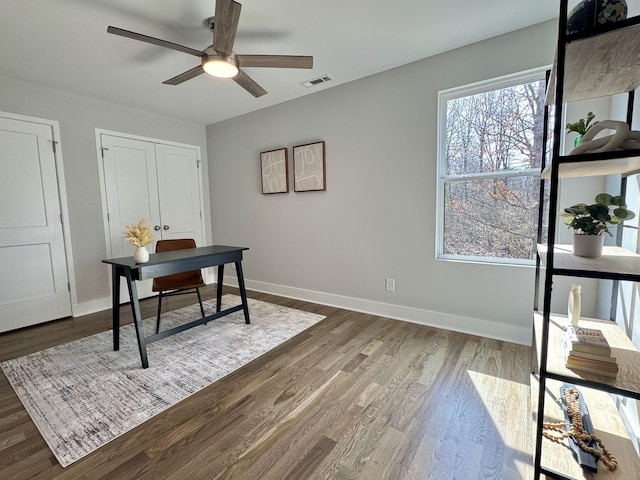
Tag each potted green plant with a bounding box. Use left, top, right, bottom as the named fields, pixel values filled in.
left=560, top=193, right=635, bottom=258
left=566, top=111, right=596, bottom=147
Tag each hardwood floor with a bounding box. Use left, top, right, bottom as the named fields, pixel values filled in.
left=0, top=286, right=533, bottom=479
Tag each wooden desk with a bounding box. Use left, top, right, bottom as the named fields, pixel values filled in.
left=102, top=245, right=250, bottom=368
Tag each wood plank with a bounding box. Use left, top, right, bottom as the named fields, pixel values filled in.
left=540, top=155, right=640, bottom=179
left=537, top=244, right=640, bottom=280
left=532, top=375, right=640, bottom=479
left=0, top=284, right=538, bottom=479
left=534, top=312, right=640, bottom=396
left=546, top=22, right=640, bottom=105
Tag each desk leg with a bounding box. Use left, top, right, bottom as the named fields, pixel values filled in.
left=111, top=266, right=121, bottom=351
left=235, top=261, right=250, bottom=324
left=124, top=269, right=149, bottom=368
left=216, top=264, right=224, bottom=313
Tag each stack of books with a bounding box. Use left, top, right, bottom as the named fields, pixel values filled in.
left=563, top=325, right=618, bottom=378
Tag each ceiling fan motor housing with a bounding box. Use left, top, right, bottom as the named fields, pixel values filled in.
left=202, top=49, right=239, bottom=78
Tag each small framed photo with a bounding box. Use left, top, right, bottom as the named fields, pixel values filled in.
left=260, top=148, right=289, bottom=194
left=293, top=141, right=326, bottom=192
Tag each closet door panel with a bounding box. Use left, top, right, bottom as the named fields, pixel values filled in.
left=155, top=143, right=203, bottom=246
left=101, top=135, right=159, bottom=301
left=102, top=135, right=160, bottom=258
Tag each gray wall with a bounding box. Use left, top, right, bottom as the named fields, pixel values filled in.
left=206, top=20, right=558, bottom=344
left=0, top=75, right=209, bottom=311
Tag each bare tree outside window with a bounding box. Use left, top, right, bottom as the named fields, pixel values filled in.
left=438, top=71, right=546, bottom=263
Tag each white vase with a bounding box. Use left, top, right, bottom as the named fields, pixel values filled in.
left=568, top=284, right=581, bottom=326
left=133, top=246, right=149, bottom=263
left=572, top=233, right=604, bottom=258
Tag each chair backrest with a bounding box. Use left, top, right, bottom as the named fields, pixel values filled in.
left=155, top=238, right=197, bottom=253
left=152, top=239, right=204, bottom=291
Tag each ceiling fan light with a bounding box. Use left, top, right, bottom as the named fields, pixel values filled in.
left=203, top=55, right=239, bottom=78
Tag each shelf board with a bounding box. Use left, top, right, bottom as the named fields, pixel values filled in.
left=533, top=312, right=640, bottom=396
left=546, top=22, right=640, bottom=105
left=537, top=244, right=640, bottom=281
left=541, top=154, right=640, bottom=179
left=532, top=375, right=640, bottom=479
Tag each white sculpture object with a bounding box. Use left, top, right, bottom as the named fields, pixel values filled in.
left=568, top=284, right=582, bottom=326
left=570, top=120, right=640, bottom=155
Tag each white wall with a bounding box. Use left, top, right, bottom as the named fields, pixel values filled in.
left=0, top=74, right=209, bottom=313
left=206, top=20, right=559, bottom=345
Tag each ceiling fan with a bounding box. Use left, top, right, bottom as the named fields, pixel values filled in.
left=107, top=0, right=313, bottom=97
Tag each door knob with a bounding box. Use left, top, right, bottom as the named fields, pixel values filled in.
left=154, top=225, right=161, bottom=231
left=163, top=225, right=170, bottom=230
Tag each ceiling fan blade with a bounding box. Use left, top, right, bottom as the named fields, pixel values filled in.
left=234, top=69, right=267, bottom=97
left=212, top=0, right=241, bottom=55
left=163, top=66, right=205, bottom=85
left=107, top=26, right=203, bottom=57
left=237, top=55, right=313, bottom=69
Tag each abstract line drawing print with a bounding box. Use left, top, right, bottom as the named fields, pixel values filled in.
left=260, top=148, right=288, bottom=194
left=293, top=141, right=326, bottom=192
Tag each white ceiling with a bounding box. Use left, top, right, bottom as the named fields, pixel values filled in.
left=1, top=0, right=559, bottom=125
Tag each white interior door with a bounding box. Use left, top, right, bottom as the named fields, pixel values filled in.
left=102, top=134, right=159, bottom=300
left=155, top=143, right=202, bottom=243
left=100, top=134, right=203, bottom=301
left=0, top=116, right=71, bottom=332
left=101, top=134, right=160, bottom=258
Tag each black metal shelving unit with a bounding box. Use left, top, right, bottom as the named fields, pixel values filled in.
left=533, top=1, right=640, bottom=478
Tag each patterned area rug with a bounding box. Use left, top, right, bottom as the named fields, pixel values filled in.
left=1, top=295, right=325, bottom=467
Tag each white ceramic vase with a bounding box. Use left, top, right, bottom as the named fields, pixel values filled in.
left=133, top=246, right=150, bottom=263
left=572, top=233, right=604, bottom=258
left=568, top=284, right=581, bottom=326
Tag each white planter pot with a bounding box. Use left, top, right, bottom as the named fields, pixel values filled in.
left=133, top=246, right=150, bottom=263
left=572, top=234, right=604, bottom=258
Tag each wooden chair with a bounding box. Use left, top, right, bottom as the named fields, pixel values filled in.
left=152, top=238, right=205, bottom=333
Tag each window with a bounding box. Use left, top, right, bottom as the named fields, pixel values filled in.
left=437, top=69, right=547, bottom=264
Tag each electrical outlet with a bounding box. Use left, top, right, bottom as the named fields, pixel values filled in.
left=385, top=277, right=395, bottom=292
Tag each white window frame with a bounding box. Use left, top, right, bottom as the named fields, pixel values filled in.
left=435, top=67, right=549, bottom=265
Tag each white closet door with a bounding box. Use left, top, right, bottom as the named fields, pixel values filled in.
left=155, top=143, right=203, bottom=246
left=101, top=134, right=204, bottom=301
left=102, top=135, right=159, bottom=301
left=101, top=134, right=160, bottom=258
left=0, top=116, right=71, bottom=332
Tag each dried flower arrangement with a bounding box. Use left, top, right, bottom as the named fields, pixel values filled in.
left=124, top=219, right=154, bottom=247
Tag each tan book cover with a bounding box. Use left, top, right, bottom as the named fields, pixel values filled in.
left=566, top=325, right=611, bottom=355
left=561, top=337, right=616, bottom=363
left=565, top=363, right=618, bottom=378
left=566, top=355, right=619, bottom=372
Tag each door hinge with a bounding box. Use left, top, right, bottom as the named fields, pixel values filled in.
left=196, top=160, right=201, bottom=169
left=52, top=140, right=59, bottom=154
left=100, top=147, right=109, bottom=158
left=67, top=282, right=71, bottom=292
left=107, top=212, right=110, bottom=222
left=60, top=213, right=64, bottom=225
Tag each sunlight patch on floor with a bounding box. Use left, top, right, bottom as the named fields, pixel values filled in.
left=467, top=369, right=533, bottom=478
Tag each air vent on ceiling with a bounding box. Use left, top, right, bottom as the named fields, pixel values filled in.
left=301, top=75, right=334, bottom=88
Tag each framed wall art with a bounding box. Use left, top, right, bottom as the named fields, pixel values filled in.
left=260, top=147, right=289, bottom=194
left=293, top=141, right=326, bottom=192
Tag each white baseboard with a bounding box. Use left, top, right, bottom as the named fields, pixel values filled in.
left=225, top=277, right=531, bottom=346
left=74, top=276, right=530, bottom=346
left=72, top=297, right=112, bottom=318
